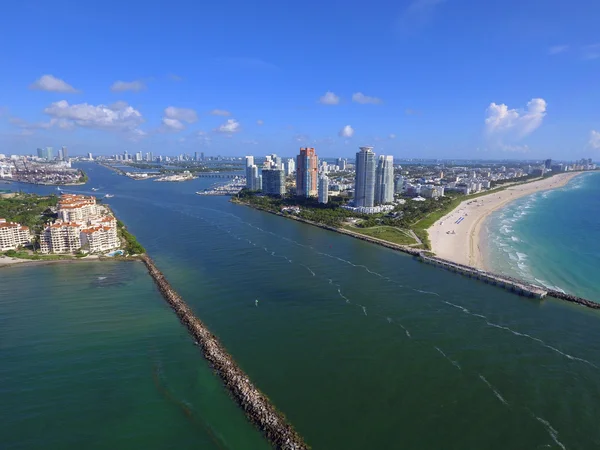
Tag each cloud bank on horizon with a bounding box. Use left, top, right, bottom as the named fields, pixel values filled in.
left=1, top=0, right=599, bottom=159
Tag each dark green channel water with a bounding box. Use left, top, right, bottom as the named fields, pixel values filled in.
left=2, top=162, right=600, bottom=449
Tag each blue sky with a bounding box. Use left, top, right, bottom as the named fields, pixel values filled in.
left=1, top=0, right=600, bottom=159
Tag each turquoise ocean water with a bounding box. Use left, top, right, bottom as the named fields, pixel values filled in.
left=2, top=163, right=600, bottom=449
left=485, top=172, right=600, bottom=302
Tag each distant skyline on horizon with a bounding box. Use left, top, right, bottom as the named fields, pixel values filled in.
left=1, top=0, right=600, bottom=160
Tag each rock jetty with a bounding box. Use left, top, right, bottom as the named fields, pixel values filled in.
left=140, top=255, right=310, bottom=450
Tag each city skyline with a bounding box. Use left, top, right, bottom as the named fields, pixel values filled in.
left=1, top=1, right=600, bottom=159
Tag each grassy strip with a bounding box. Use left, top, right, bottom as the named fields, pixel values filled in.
left=343, top=225, right=417, bottom=246
left=1, top=250, right=74, bottom=260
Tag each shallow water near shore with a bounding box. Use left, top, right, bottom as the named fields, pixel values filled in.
left=485, top=172, right=600, bottom=302
left=4, top=163, right=600, bottom=449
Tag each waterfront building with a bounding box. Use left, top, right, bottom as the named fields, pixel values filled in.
left=40, top=221, right=83, bottom=253
left=62, top=146, right=69, bottom=161
left=336, top=158, right=347, bottom=171
left=0, top=219, right=31, bottom=251
left=375, top=155, right=394, bottom=205
left=285, top=158, right=296, bottom=176
left=36, top=147, right=54, bottom=161
left=318, top=175, right=329, bottom=204
left=246, top=165, right=260, bottom=190
left=354, top=146, right=376, bottom=207
left=262, top=168, right=286, bottom=195
left=58, top=194, right=99, bottom=222
left=296, top=147, right=318, bottom=197
left=80, top=219, right=119, bottom=253
left=420, top=185, right=445, bottom=199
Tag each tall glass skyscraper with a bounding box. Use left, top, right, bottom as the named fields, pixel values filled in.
left=375, top=155, right=394, bottom=204
left=354, top=147, right=376, bottom=207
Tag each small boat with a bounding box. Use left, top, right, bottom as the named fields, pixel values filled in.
left=104, top=194, right=114, bottom=198
left=56, top=187, right=62, bottom=191
left=91, top=188, right=99, bottom=191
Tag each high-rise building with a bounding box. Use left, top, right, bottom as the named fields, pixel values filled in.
left=61, top=146, right=68, bottom=161
left=200, top=152, right=205, bottom=161
left=354, top=146, right=376, bottom=207
left=296, top=147, right=318, bottom=197
left=394, top=176, right=404, bottom=194
left=245, top=156, right=258, bottom=190
left=318, top=175, right=329, bottom=204
left=375, top=155, right=394, bottom=205
left=87, top=152, right=93, bottom=160
left=336, top=158, right=347, bottom=171
left=544, top=159, right=552, bottom=170
left=37, top=147, right=54, bottom=161
left=262, top=168, right=286, bottom=195
left=285, top=158, right=296, bottom=176
left=194, top=151, right=198, bottom=161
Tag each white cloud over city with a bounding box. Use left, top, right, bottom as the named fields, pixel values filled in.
left=30, top=75, right=79, bottom=93
left=338, top=125, right=354, bottom=138
left=485, top=98, right=547, bottom=139
left=352, top=92, right=382, bottom=104
left=319, top=91, right=340, bottom=105
left=215, top=119, right=241, bottom=134
left=160, top=106, right=198, bottom=132
left=110, top=80, right=146, bottom=92
left=43, top=100, right=144, bottom=131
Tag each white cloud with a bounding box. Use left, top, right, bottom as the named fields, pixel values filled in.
left=210, top=109, right=231, bottom=116
left=397, top=0, right=445, bottom=33
left=389, top=133, right=396, bottom=139
left=162, top=117, right=185, bottom=131
left=30, top=75, right=79, bottom=93
left=168, top=74, right=183, bottom=82
left=164, top=106, right=198, bottom=123
left=319, top=91, right=340, bottom=105
left=110, top=80, right=146, bottom=92
left=215, top=119, right=241, bottom=134
left=583, top=43, right=600, bottom=60
left=548, top=45, right=569, bottom=55
left=352, top=92, right=382, bottom=104
left=338, top=125, right=354, bottom=138
left=43, top=100, right=144, bottom=132
left=256, top=119, right=264, bottom=126
left=499, top=143, right=529, bottom=152
left=485, top=98, right=547, bottom=139
left=589, top=130, right=600, bottom=149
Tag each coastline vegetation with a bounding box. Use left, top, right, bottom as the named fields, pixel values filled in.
left=0, top=194, right=58, bottom=231
left=116, top=220, right=146, bottom=255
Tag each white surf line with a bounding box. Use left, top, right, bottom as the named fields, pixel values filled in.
left=399, top=323, right=412, bottom=338
left=534, top=415, right=567, bottom=450
left=337, top=288, right=351, bottom=304
left=434, top=346, right=461, bottom=370
left=361, top=305, right=367, bottom=316
left=479, top=374, right=509, bottom=406
left=485, top=321, right=598, bottom=369
left=301, top=265, right=316, bottom=276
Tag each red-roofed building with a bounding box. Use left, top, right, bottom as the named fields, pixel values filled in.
left=0, top=218, right=31, bottom=251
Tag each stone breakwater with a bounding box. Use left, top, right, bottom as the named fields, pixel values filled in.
left=547, top=290, right=600, bottom=310
left=140, top=255, right=310, bottom=450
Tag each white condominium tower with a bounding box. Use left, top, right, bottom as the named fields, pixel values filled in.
left=375, top=155, right=394, bottom=204
left=354, top=146, right=376, bottom=207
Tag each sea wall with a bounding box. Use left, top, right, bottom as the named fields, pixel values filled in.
left=140, top=255, right=309, bottom=450
left=547, top=290, right=600, bottom=310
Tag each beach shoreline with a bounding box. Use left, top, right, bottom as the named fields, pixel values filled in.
left=428, top=172, right=588, bottom=270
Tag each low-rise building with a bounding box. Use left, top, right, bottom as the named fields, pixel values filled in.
left=0, top=219, right=31, bottom=251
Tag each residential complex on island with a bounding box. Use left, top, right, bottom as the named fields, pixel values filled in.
left=40, top=194, right=119, bottom=254
left=0, top=219, right=31, bottom=252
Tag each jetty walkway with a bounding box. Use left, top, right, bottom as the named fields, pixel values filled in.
left=140, top=255, right=309, bottom=450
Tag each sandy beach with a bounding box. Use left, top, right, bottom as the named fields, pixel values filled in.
left=428, top=172, right=586, bottom=270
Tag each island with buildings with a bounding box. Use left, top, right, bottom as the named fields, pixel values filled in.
left=0, top=192, right=144, bottom=265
